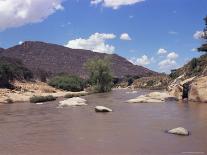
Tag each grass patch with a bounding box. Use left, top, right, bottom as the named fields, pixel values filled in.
left=30, top=95, right=56, bottom=103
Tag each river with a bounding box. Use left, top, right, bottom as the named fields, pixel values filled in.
left=0, top=89, right=207, bottom=155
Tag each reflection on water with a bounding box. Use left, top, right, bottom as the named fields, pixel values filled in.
left=0, top=89, right=207, bottom=155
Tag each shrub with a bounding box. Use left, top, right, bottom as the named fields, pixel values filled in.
left=189, top=58, right=198, bottom=71
left=30, top=95, right=56, bottom=103
left=85, top=57, right=113, bottom=93
left=146, top=80, right=155, bottom=87
left=0, top=57, right=33, bottom=88
left=5, top=98, right=14, bottom=104
left=64, top=93, right=86, bottom=98
left=48, top=74, right=84, bottom=92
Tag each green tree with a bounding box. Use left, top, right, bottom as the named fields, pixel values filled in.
left=85, top=57, right=113, bottom=93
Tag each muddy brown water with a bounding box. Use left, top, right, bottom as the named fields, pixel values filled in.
left=0, top=89, right=207, bottom=155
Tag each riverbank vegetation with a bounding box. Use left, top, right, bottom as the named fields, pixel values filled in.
left=85, top=57, right=113, bottom=93
left=48, top=74, right=85, bottom=92
left=0, top=57, right=33, bottom=88
left=30, top=95, right=56, bottom=103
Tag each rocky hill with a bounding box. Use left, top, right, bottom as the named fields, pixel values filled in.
left=168, top=54, right=207, bottom=103
left=0, top=48, right=4, bottom=53
left=169, top=54, right=207, bottom=79
left=0, top=41, right=157, bottom=78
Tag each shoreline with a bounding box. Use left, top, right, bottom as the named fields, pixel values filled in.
left=0, top=81, right=89, bottom=104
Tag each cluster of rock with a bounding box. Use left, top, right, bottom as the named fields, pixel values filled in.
left=127, top=92, right=176, bottom=103
left=58, top=97, right=113, bottom=112
left=168, top=75, right=207, bottom=103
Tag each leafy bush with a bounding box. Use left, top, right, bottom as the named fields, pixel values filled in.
left=85, top=57, right=113, bottom=93
left=48, top=74, right=84, bottom=92
left=169, top=71, right=179, bottom=79
left=30, top=95, right=56, bottom=103
left=146, top=80, right=155, bottom=87
left=64, top=93, right=86, bottom=98
left=0, top=57, right=33, bottom=88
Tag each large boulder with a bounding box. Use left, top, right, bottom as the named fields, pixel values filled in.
left=127, top=92, right=175, bottom=103
left=168, top=76, right=195, bottom=100
left=189, top=76, right=207, bottom=103
left=95, top=106, right=112, bottom=112
left=58, top=97, right=87, bottom=108
left=167, top=127, right=190, bottom=136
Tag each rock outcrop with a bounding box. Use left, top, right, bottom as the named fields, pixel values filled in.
left=189, top=76, right=207, bottom=103
left=168, top=75, right=207, bottom=103
left=168, top=75, right=195, bottom=100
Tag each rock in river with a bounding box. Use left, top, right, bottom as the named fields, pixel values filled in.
left=127, top=92, right=175, bottom=103
left=58, top=97, right=87, bottom=108
left=95, top=106, right=112, bottom=112
left=167, top=127, right=190, bottom=136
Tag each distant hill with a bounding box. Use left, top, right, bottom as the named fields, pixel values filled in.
left=0, top=48, right=4, bottom=53
left=0, top=41, right=157, bottom=78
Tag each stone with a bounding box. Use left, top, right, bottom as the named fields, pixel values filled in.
left=127, top=92, right=173, bottom=103
left=95, top=106, right=112, bottom=112
left=167, top=127, right=190, bottom=136
left=58, top=97, right=87, bottom=108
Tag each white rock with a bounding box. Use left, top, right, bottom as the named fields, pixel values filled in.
left=95, top=106, right=112, bottom=112
left=167, top=127, right=189, bottom=136
left=58, top=97, right=87, bottom=108
left=127, top=92, right=172, bottom=103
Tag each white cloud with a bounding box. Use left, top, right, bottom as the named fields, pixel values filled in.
left=158, top=51, right=179, bottom=72
left=120, top=33, right=131, bottom=41
left=158, top=59, right=177, bottom=69
left=91, top=0, right=145, bottom=9
left=167, top=52, right=178, bottom=60
left=65, top=33, right=116, bottom=54
left=129, top=55, right=151, bottom=66
left=157, top=48, right=167, bottom=55
left=18, top=41, right=23, bottom=45
left=191, top=48, right=197, bottom=52
left=168, top=31, right=178, bottom=35
left=193, top=31, right=204, bottom=39
left=0, top=0, right=64, bottom=31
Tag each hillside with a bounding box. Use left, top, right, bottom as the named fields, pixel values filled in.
left=0, top=41, right=157, bottom=78
left=169, top=54, right=207, bottom=79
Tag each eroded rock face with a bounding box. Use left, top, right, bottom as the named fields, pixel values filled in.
left=189, top=76, right=207, bottom=103
left=168, top=76, right=196, bottom=100
left=168, top=75, right=207, bottom=103
left=58, top=97, right=87, bottom=108
left=95, top=106, right=112, bottom=112
left=167, top=127, right=190, bottom=136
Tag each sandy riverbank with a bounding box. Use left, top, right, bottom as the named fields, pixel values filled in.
left=0, top=81, right=88, bottom=103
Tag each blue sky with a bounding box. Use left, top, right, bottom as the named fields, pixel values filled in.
left=0, top=0, right=206, bottom=73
